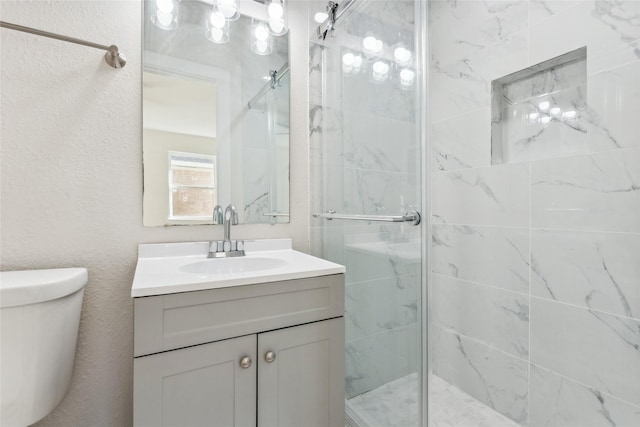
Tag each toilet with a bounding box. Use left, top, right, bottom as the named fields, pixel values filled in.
left=0, top=268, right=88, bottom=427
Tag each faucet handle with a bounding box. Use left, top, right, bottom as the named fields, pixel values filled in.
left=213, top=205, right=224, bottom=224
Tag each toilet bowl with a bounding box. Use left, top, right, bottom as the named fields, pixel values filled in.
left=0, top=268, right=88, bottom=427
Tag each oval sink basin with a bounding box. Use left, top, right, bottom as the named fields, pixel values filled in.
left=179, top=257, right=287, bottom=276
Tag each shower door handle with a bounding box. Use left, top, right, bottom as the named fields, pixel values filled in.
left=313, top=210, right=421, bottom=226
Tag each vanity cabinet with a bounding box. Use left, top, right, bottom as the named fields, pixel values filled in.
left=133, top=274, right=345, bottom=427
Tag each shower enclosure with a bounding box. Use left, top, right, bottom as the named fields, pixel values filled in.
left=243, top=68, right=290, bottom=224
left=309, top=0, right=426, bottom=425
left=310, top=0, right=639, bottom=426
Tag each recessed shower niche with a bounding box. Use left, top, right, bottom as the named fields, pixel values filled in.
left=491, top=47, right=587, bottom=164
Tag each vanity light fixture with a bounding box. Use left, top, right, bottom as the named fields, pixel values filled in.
left=372, top=60, right=390, bottom=82
left=216, top=0, right=240, bottom=21
left=341, top=51, right=363, bottom=75
left=393, top=44, right=412, bottom=66
left=206, top=8, right=230, bottom=44
left=399, top=68, right=415, bottom=87
left=538, top=101, right=550, bottom=111
left=151, top=0, right=178, bottom=30
left=363, top=34, right=383, bottom=58
left=267, top=0, right=288, bottom=35
left=314, top=12, right=329, bottom=23
left=251, top=20, right=273, bottom=55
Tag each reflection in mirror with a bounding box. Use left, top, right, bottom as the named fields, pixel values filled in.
left=143, top=0, right=290, bottom=226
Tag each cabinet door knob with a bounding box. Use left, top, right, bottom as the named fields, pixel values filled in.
left=264, top=351, right=276, bottom=363
left=239, top=356, right=252, bottom=369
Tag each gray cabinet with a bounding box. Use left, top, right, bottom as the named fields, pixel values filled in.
left=134, top=335, right=256, bottom=427
left=258, top=318, right=344, bottom=427
left=133, top=274, right=345, bottom=427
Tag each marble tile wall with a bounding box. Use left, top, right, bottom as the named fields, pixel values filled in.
left=308, top=0, right=422, bottom=401
left=429, top=1, right=640, bottom=425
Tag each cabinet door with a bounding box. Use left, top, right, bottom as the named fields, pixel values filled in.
left=134, top=334, right=256, bottom=427
left=257, top=318, right=345, bottom=427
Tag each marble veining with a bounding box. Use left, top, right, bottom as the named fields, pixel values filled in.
left=530, top=364, right=640, bottom=427
left=492, top=49, right=589, bottom=164
left=432, top=224, right=530, bottom=293
left=432, top=325, right=529, bottom=424
left=530, top=297, right=640, bottom=406
left=346, top=373, right=522, bottom=427
left=432, top=163, right=530, bottom=227
left=531, top=229, right=640, bottom=320
left=530, top=148, right=640, bottom=232
left=432, top=274, right=529, bottom=358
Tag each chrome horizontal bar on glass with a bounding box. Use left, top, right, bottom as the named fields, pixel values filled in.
left=0, top=21, right=126, bottom=68
left=262, top=212, right=290, bottom=217
left=313, top=210, right=421, bottom=226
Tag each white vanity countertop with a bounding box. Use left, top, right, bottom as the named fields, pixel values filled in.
left=131, top=238, right=345, bottom=297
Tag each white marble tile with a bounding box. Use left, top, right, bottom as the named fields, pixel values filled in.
left=587, top=61, right=640, bottom=153
left=343, top=111, right=416, bottom=173
left=346, top=274, right=418, bottom=342
left=347, top=372, right=420, bottom=427
left=501, top=51, right=587, bottom=103
left=529, top=0, right=583, bottom=25
left=430, top=32, right=529, bottom=123
left=431, top=224, right=530, bottom=293
left=429, top=1, right=529, bottom=63
left=342, top=64, right=416, bottom=124
left=530, top=148, right=640, bottom=233
left=530, top=297, right=640, bottom=406
left=431, top=108, right=492, bottom=172
left=432, top=274, right=529, bottom=359
left=344, top=168, right=419, bottom=217
left=345, top=239, right=420, bottom=283
left=432, top=325, right=529, bottom=424
left=429, top=375, right=523, bottom=427
left=498, top=84, right=589, bottom=163
left=530, top=364, right=640, bottom=427
left=432, top=163, right=530, bottom=227
left=531, top=229, right=640, bottom=320
left=530, top=1, right=640, bottom=75
left=242, top=148, right=270, bottom=223
left=429, top=0, right=530, bottom=123
left=346, top=325, right=418, bottom=399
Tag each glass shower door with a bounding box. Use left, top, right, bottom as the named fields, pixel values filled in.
left=309, top=1, right=424, bottom=425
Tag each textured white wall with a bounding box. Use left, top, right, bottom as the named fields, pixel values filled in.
left=0, top=1, right=309, bottom=425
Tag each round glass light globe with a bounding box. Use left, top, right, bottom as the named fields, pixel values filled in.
left=268, top=1, right=284, bottom=19
left=314, top=12, right=328, bottom=23
left=363, top=36, right=377, bottom=51
left=210, top=11, right=226, bottom=28
left=255, top=24, right=270, bottom=41
left=156, top=10, right=174, bottom=27
left=372, top=61, right=389, bottom=75
left=156, top=0, right=174, bottom=13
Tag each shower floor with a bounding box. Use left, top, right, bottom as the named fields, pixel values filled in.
left=346, top=373, right=521, bottom=427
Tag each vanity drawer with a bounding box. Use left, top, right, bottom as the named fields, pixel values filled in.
left=134, top=274, right=344, bottom=357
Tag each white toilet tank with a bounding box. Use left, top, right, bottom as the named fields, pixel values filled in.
left=0, top=268, right=88, bottom=427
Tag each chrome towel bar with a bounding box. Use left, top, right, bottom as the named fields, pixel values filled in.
left=0, top=21, right=126, bottom=68
left=313, top=210, right=421, bottom=226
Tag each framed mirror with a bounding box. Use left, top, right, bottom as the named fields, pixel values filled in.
left=142, top=0, right=290, bottom=226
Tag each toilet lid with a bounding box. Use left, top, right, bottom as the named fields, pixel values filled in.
left=0, top=268, right=88, bottom=308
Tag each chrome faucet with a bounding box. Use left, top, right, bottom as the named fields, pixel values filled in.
left=223, top=204, right=238, bottom=250
left=208, top=204, right=244, bottom=258
left=213, top=205, right=224, bottom=225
